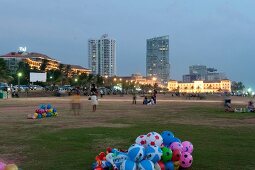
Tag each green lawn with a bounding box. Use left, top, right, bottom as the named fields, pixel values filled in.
left=0, top=97, right=255, bottom=170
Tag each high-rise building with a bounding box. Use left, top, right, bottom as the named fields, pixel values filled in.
left=182, top=65, right=227, bottom=82
left=189, top=65, right=207, bottom=81
left=146, top=35, right=170, bottom=84
left=88, top=34, right=116, bottom=77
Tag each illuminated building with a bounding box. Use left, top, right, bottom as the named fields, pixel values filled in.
left=146, top=35, right=170, bottom=85
left=114, top=73, right=162, bottom=87
left=0, top=50, right=91, bottom=76
left=69, top=65, right=91, bottom=75
left=88, top=34, right=116, bottom=77
left=168, top=80, right=231, bottom=93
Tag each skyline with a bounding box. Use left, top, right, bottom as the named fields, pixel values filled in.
left=1, top=0, right=255, bottom=87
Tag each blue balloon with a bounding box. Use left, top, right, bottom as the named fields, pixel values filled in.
left=53, top=108, right=57, bottom=113
left=47, top=104, right=52, bottom=109
left=161, top=131, right=175, bottom=147
left=40, top=104, right=46, bottom=109
left=138, top=160, right=154, bottom=170
left=120, top=160, right=136, bottom=170
left=145, top=145, right=162, bottom=163
left=37, top=114, right=42, bottom=119
left=165, top=161, right=174, bottom=170
left=128, top=144, right=145, bottom=162
left=169, top=137, right=181, bottom=145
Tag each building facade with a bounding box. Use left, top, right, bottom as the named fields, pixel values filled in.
left=0, top=51, right=91, bottom=76
left=168, top=80, right=231, bottom=93
left=88, top=34, right=116, bottom=77
left=146, top=35, right=170, bottom=85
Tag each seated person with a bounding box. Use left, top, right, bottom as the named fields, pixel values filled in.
left=247, top=101, right=255, bottom=112
left=143, top=96, right=148, bottom=105
left=146, top=96, right=155, bottom=105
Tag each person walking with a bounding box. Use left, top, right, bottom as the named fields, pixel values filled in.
left=90, top=84, right=98, bottom=112
left=71, top=88, right=81, bottom=116
left=132, top=91, right=137, bottom=104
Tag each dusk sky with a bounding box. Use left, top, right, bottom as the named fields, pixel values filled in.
left=1, top=0, right=255, bottom=88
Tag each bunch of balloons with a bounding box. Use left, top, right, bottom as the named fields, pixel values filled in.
left=91, top=130, right=194, bottom=170
left=0, top=162, right=20, bottom=170
left=27, top=104, right=58, bottom=119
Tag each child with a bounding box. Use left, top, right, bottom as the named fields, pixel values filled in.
left=90, top=84, right=98, bottom=112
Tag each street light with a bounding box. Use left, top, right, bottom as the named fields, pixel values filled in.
left=17, top=72, right=22, bottom=92
left=152, top=77, right=157, bottom=81
left=75, top=78, right=78, bottom=82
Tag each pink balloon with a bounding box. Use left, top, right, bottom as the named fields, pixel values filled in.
left=169, top=142, right=183, bottom=151
left=0, top=162, right=6, bottom=170
left=182, top=141, right=193, bottom=153
left=180, top=152, right=193, bottom=168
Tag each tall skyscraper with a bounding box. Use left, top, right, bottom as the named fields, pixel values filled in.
left=88, top=34, right=116, bottom=77
left=146, top=35, right=170, bottom=84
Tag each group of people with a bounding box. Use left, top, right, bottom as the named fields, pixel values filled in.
left=132, top=89, right=158, bottom=105
left=225, top=100, right=255, bottom=112
left=71, top=84, right=98, bottom=115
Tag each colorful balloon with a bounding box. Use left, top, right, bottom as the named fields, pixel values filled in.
left=53, top=108, right=57, bottom=113
left=169, top=138, right=181, bottom=146
left=47, top=104, right=52, bottom=109
left=40, top=104, right=46, bottom=109
left=182, top=141, right=193, bottom=153
left=135, top=135, right=147, bottom=147
left=138, top=160, right=154, bottom=170
left=180, top=152, right=193, bottom=168
left=128, top=144, right=145, bottom=162
left=165, top=161, right=174, bottom=170
left=172, top=149, right=182, bottom=161
left=155, top=161, right=165, bottom=170
left=169, top=142, right=183, bottom=152
left=4, top=164, right=18, bottom=170
left=173, top=161, right=180, bottom=170
left=145, top=145, right=162, bottom=163
left=120, top=160, right=136, bottom=170
left=161, top=131, right=174, bottom=147
left=37, top=114, right=42, bottom=119
left=146, top=132, right=163, bottom=147
left=0, top=162, right=6, bottom=170
left=161, top=147, right=172, bottom=163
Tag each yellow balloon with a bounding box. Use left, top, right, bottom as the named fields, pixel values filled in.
left=174, top=161, right=180, bottom=170
left=43, top=113, right=47, bottom=117
left=49, top=109, right=53, bottom=113
left=34, top=113, right=38, bottom=117
left=4, top=164, right=18, bottom=170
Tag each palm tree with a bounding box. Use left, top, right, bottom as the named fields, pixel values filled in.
left=0, top=59, right=11, bottom=82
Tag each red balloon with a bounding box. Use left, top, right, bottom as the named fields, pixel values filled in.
left=172, top=149, right=182, bottom=161
left=158, top=161, right=165, bottom=170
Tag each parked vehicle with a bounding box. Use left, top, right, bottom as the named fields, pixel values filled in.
left=0, top=82, right=9, bottom=91
left=30, top=85, right=44, bottom=91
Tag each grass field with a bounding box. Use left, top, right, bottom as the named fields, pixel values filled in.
left=0, top=95, right=255, bottom=170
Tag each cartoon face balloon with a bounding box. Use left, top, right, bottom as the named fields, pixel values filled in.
left=182, top=141, right=193, bottom=153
